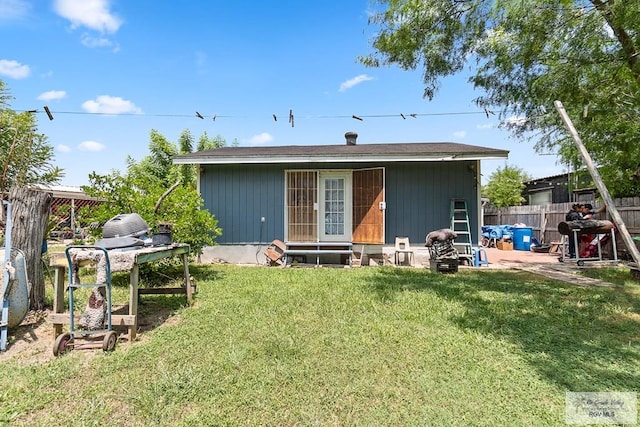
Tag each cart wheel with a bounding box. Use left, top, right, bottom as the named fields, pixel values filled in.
left=102, top=331, right=118, bottom=352
left=577, top=260, right=585, bottom=267
left=53, top=333, right=72, bottom=357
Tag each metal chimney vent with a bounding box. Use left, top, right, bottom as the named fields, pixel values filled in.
left=345, top=131, right=358, bottom=145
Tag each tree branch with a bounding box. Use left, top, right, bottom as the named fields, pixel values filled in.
left=154, top=180, right=181, bottom=214
left=591, top=0, right=640, bottom=86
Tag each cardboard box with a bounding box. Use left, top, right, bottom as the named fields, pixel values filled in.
left=497, top=241, right=513, bottom=251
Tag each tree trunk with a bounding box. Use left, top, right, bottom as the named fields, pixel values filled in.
left=8, top=187, right=52, bottom=310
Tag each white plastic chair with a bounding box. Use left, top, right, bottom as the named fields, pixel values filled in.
left=394, top=237, right=415, bottom=267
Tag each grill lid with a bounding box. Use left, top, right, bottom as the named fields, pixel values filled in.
left=102, top=213, right=150, bottom=239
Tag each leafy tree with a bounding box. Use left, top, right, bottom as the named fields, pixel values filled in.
left=482, top=165, right=531, bottom=208
left=80, top=129, right=221, bottom=254
left=126, top=129, right=178, bottom=188
left=179, top=129, right=195, bottom=186
left=0, top=79, right=63, bottom=202
left=197, top=131, right=228, bottom=151
left=1, top=79, right=62, bottom=309
left=361, top=1, right=640, bottom=197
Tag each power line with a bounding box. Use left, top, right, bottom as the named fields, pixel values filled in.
left=18, top=105, right=636, bottom=124
left=17, top=108, right=491, bottom=121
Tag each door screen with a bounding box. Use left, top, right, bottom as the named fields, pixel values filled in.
left=286, top=171, right=317, bottom=241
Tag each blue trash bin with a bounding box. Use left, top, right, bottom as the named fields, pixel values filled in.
left=512, top=227, right=533, bottom=251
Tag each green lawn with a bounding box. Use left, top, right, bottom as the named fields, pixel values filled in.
left=1, top=265, right=639, bottom=426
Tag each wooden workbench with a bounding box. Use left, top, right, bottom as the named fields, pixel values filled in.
left=49, top=244, right=193, bottom=342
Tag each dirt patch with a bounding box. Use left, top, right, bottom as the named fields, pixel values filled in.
left=0, top=310, right=54, bottom=364
left=0, top=301, right=182, bottom=364
left=479, top=247, right=625, bottom=286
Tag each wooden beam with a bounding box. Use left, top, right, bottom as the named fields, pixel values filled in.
left=49, top=313, right=136, bottom=326
left=554, top=100, right=640, bottom=267
left=135, top=245, right=190, bottom=264
left=138, top=287, right=189, bottom=295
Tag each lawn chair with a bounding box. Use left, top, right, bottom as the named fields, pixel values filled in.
left=264, top=239, right=286, bottom=266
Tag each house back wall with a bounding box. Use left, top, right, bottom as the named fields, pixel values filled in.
left=199, top=161, right=478, bottom=245
left=199, top=164, right=285, bottom=244
left=384, top=161, right=478, bottom=244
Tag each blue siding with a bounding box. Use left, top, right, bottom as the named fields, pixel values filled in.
left=199, top=161, right=478, bottom=245
left=384, top=161, right=478, bottom=244
left=200, top=164, right=284, bottom=244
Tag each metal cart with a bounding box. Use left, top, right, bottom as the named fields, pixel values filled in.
left=52, top=246, right=118, bottom=356
left=561, top=228, right=618, bottom=266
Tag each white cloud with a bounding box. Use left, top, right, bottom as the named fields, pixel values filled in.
left=56, top=144, right=71, bottom=153
left=505, top=115, right=527, bottom=127
left=0, top=59, right=30, bottom=79
left=78, top=140, right=105, bottom=152
left=476, top=123, right=493, bottom=130
left=80, top=33, right=119, bottom=51
left=54, top=0, right=122, bottom=33
left=81, top=95, right=142, bottom=114
left=249, top=132, right=273, bottom=145
left=0, top=0, right=31, bottom=21
left=453, top=131, right=467, bottom=139
left=37, top=90, right=67, bottom=102
left=339, top=74, right=374, bottom=92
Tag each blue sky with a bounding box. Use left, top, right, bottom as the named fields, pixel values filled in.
left=0, top=0, right=566, bottom=187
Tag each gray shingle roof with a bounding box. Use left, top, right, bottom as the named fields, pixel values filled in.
left=174, top=142, right=509, bottom=165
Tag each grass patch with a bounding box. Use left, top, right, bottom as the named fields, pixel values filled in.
left=1, top=265, right=639, bottom=426
left=579, top=265, right=640, bottom=287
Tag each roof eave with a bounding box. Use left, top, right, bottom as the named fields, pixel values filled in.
left=173, top=152, right=508, bottom=165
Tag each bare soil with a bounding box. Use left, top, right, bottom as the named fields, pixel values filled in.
left=0, top=301, right=180, bottom=364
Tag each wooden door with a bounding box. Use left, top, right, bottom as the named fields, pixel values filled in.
left=352, top=168, right=384, bottom=243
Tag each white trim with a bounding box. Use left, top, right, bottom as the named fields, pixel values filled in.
left=196, top=163, right=201, bottom=195
left=319, top=171, right=352, bottom=242
left=175, top=153, right=507, bottom=165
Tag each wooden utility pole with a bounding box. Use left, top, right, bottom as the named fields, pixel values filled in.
left=554, top=100, right=640, bottom=267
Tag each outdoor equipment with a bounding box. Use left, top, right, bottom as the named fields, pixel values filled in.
left=102, top=213, right=150, bottom=239
left=1, top=201, right=30, bottom=351
left=53, top=246, right=117, bottom=356
left=425, top=228, right=459, bottom=273
left=95, top=213, right=151, bottom=249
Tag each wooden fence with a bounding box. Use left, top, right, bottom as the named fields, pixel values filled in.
left=483, top=197, right=640, bottom=258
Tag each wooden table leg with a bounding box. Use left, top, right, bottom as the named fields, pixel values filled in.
left=182, top=253, right=192, bottom=304
left=129, top=264, right=139, bottom=342
left=53, top=266, right=65, bottom=338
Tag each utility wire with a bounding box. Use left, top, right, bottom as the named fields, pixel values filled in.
left=18, top=108, right=491, bottom=120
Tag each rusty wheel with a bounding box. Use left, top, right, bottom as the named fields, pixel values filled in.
left=102, top=331, right=118, bottom=352
left=53, top=333, right=72, bottom=357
